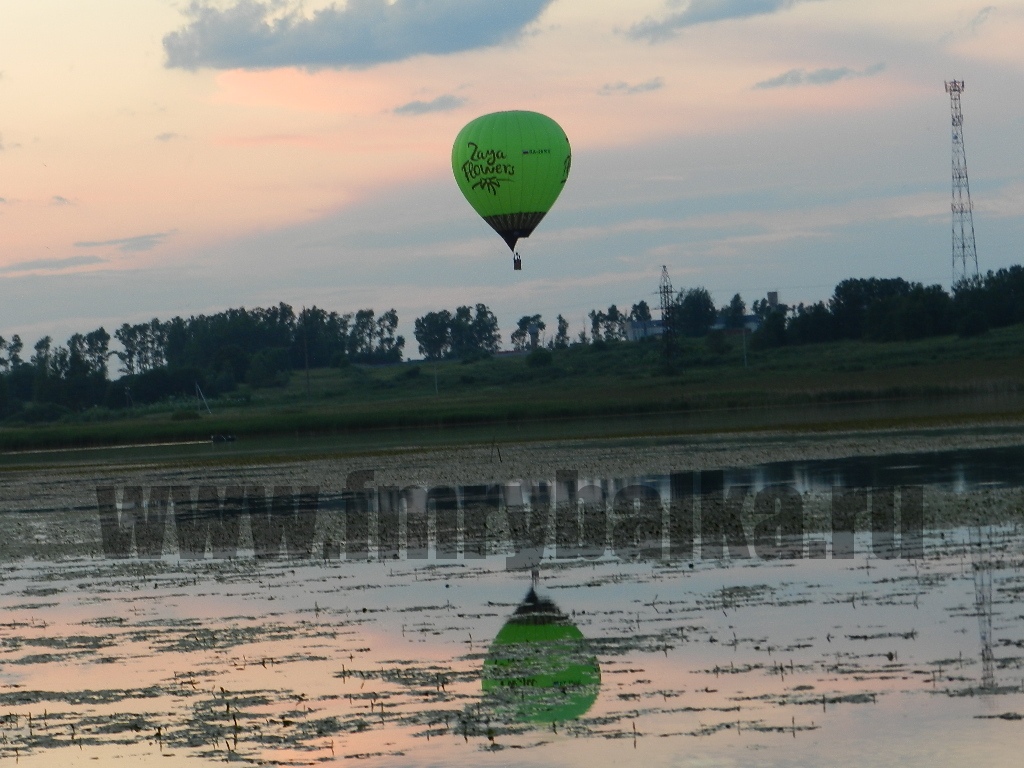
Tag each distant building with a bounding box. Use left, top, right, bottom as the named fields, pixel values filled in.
left=710, top=315, right=761, bottom=333
left=625, top=318, right=664, bottom=341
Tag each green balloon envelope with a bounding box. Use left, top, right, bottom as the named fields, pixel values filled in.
left=482, top=589, right=601, bottom=723
left=452, top=111, right=571, bottom=252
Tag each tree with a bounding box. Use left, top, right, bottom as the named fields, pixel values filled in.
left=115, top=321, right=166, bottom=375
left=348, top=309, right=377, bottom=361
left=864, top=283, right=952, bottom=341
left=114, top=324, right=139, bottom=375
left=84, top=328, right=111, bottom=377
left=414, top=310, right=452, bottom=360
left=511, top=314, right=545, bottom=351
left=346, top=308, right=405, bottom=363
left=30, top=336, right=62, bottom=404
left=246, top=347, right=291, bottom=388
left=604, top=304, right=626, bottom=341
left=372, top=308, right=405, bottom=363
left=787, top=301, right=834, bottom=344
left=415, top=304, right=500, bottom=361
left=966, top=267, right=1024, bottom=327
left=163, top=317, right=189, bottom=369
left=721, top=294, right=746, bottom=330
left=4, top=335, right=30, bottom=403
left=629, top=301, right=652, bottom=324
left=31, top=336, right=52, bottom=372
left=8, top=335, right=23, bottom=368
left=3, top=301, right=417, bottom=414
left=454, top=304, right=500, bottom=359
left=751, top=310, right=787, bottom=349
left=473, top=304, right=501, bottom=357
left=952, top=267, right=1024, bottom=332
left=66, top=333, right=91, bottom=379
left=588, top=309, right=605, bottom=342
left=829, top=278, right=912, bottom=340
left=586, top=305, right=630, bottom=342
left=553, top=314, right=570, bottom=349
left=672, top=288, right=717, bottom=337
left=294, top=306, right=350, bottom=368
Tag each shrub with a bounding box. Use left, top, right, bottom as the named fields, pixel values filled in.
left=246, top=348, right=291, bottom=388
left=526, top=348, right=553, bottom=367
left=958, top=311, right=989, bottom=338
left=705, top=330, right=729, bottom=355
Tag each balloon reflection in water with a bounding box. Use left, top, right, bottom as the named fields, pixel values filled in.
left=482, top=588, right=601, bottom=723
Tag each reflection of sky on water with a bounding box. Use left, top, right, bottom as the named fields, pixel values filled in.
left=3, top=441, right=1024, bottom=765
left=727, top=444, right=1024, bottom=493
left=2, top=526, right=1023, bottom=767
left=492, top=443, right=1024, bottom=508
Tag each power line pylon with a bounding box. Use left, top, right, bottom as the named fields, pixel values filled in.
left=945, top=80, right=979, bottom=285
left=658, top=265, right=674, bottom=337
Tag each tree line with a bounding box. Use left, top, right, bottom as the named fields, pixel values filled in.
left=751, top=269, right=1024, bottom=349
left=0, top=304, right=405, bottom=418
left=2, top=267, right=1023, bottom=420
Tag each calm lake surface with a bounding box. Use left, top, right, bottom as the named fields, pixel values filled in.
left=720, top=442, right=1024, bottom=491
left=1, top=435, right=1023, bottom=766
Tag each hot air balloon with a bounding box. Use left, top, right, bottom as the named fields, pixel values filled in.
left=452, top=111, right=571, bottom=270
left=481, top=587, right=601, bottom=723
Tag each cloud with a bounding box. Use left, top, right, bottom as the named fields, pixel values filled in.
left=51, top=195, right=72, bottom=206
left=754, top=62, right=885, bottom=89
left=0, top=256, right=105, bottom=274
left=969, top=5, right=997, bottom=34
left=629, top=0, right=808, bottom=42
left=394, top=94, right=466, bottom=115
left=74, top=231, right=174, bottom=253
left=164, top=0, right=554, bottom=70
left=155, top=132, right=183, bottom=142
left=599, top=77, right=664, bottom=96
left=940, top=5, right=997, bottom=43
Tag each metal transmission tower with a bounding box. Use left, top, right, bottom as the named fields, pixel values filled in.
left=945, top=80, right=979, bottom=284
left=658, top=265, right=674, bottom=337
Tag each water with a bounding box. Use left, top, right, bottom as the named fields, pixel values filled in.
left=1, top=539, right=1021, bottom=766
left=727, top=443, right=1024, bottom=492
left=1, top=434, right=1023, bottom=766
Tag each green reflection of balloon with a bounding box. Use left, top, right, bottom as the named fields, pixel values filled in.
left=482, top=588, right=600, bottom=723
left=451, top=110, right=571, bottom=268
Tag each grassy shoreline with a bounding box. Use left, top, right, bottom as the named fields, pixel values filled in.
left=3, top=325, right=1024, bottom=455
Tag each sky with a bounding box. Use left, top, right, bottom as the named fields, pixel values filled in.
left=2, top=0, right=1024, bottom=356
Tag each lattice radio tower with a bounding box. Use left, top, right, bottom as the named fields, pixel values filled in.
left=945, top=80, right=979, bottom=284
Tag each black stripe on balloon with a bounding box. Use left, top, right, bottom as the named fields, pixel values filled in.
left=483, top=211, right=548, bottom=251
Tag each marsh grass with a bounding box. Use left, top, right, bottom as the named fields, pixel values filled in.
left=3, top=326, right=1024, bottom=453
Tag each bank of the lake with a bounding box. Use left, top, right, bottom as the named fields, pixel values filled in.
left=3, top=324, right=1024, bottom=453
